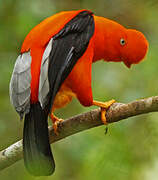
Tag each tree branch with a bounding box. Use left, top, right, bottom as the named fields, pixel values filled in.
left=0, top=96, right=158, bottom=171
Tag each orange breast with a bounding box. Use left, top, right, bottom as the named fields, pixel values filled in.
left=52, top=84, right=76, bottom=111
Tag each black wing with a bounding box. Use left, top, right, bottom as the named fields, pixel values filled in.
left=47, top=10, right=95, bottom=111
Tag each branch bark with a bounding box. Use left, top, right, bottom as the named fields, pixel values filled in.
left=0, top=96, right=158, bottom=171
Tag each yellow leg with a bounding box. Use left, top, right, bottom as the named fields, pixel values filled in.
left=93, top=99, right=116, bottom=124
left=50, top=113, right=64, bottom=135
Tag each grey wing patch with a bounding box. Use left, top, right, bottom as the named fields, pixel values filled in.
left=9, top=52, right=31, bottom=119
left=38, top=38, right=53, bottom=108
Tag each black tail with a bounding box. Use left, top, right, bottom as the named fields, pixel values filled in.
left=23, top=102, right=55, bottom=176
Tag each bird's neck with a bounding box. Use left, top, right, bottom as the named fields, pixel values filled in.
left=92, top=16, right=108, bottom=62
left=92, top=16, right=121, bottom=63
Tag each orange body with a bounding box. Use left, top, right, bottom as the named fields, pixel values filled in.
left=21, top=9, right=148, bottom=111
left=17, top=10, right=149, bottom=176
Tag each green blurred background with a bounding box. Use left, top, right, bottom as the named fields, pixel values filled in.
left=0, top=0, right=158, bottom=179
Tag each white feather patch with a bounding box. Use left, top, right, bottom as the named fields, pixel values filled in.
left=9, top=52, right=31, bottom=118
left=38, top=38, right=53, bottom=108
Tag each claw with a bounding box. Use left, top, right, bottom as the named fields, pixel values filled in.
left=50, top=114, right=63, bottom=135
left=93, top=99, right=116, bottom=124
left=100, top=108, right=107, bottom=125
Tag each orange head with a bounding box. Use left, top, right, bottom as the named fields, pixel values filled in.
left=94, top=17, right=149, bottom=67
left=119, top=29, right=149, bottom=68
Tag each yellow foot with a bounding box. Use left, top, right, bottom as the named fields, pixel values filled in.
left=93, top=99, right=116, bottom=124
left=50, top=114, right=64, bottom=135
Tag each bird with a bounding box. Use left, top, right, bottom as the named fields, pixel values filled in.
left=9, top=9, right=148, bottom=176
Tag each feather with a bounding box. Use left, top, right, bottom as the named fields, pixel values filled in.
left=23, top=102, right=55, bottom=176
left=9, top=52, right=31, bottom=119
left=47, top=10, right=95, bottom=111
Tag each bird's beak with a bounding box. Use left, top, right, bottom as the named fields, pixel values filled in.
left=123, top=61, right=131, bottom=68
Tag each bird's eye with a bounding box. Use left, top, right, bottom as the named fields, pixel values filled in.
left=120, top=38, right=126, bottom=46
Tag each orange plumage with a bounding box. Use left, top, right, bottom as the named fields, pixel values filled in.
left=21, top=10, right=85, bottom=102
left=10, top=9, right=148, bottom=176
left=21, top=9, right=148, bottom=109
